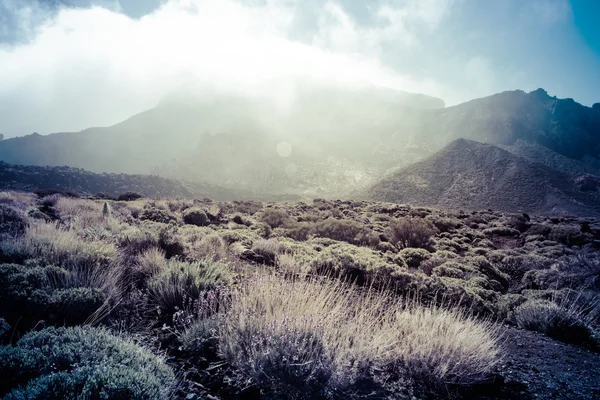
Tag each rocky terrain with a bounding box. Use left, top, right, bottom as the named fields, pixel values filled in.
left=365, top=139, right=600, bottom=216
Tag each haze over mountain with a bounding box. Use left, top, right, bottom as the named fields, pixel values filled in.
left=0, top=87, right=598, bottom=207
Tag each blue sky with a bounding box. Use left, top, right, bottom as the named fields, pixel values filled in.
left=0, top=0, right=599, bottom=135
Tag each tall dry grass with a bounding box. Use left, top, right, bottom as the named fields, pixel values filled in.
left=218, top=274, right=501, bottom=398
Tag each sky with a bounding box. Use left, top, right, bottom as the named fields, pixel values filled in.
left=0, top=0, right=599, bottom=136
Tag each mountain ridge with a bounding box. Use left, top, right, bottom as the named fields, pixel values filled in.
left=364, top=138, right=600, bottom=216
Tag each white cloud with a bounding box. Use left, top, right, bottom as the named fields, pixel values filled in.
left=0, top=0, right=455, bottom=135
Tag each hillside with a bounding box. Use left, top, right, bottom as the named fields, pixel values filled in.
left=0, top=85, right=443, bottom=196
left=365, top=139, right=600, bottom=216
left=0, top=161, right=300, bottom=201
left=422, top=89, right=600, bottom=160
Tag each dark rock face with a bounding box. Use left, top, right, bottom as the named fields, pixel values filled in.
left=575, top=174, right=600, bottom=192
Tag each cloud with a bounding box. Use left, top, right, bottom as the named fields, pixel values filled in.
left=0, top=0, right=456, bottom=135
left=529, top=0, right=572, bottom=24
left=0, top=0, right=594, bottom=136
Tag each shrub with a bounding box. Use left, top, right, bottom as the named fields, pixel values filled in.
left=259, top=208, right=290, bottom=228
left=284, top=222, right=312, bottom=241
left=549, top=225, right=590, bottom=247
left=132, top=247, right=167, bottom=283
left=483, top=227, right=521, bottom=237
left=312, top=218, right=378, bottom=246
left=399, top=248, right=432, bottom=270
left=118, top=226, right=160, bottom=258
left=180, top=316, right=221, bottom=362
left=219, top=275, right=501, bottom=398
left=386, top=217, right=435, bottom=249
left=189, top=233, right=228, bottom=262
left=147, top=259, right=231, bottom=316
left=139, top=207, right=177, bottom=224
left=0, top=204, right=29, bottom=238
left=117, top=192, right=143, bottom=201
left=0, top=263, right=109, bottom=330
left=183, top=207, right=209, bottom=226
left=0, top=318, right=10, bottom=343
left=0, top=326, right=174, bottom=399
left=515, top=299, right=598, bottom=346
left=311, top=243, right=398, bottom=285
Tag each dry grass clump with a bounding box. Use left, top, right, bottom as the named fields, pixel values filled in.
left=386, top=217, right=436, bottom=249
left=147, top=259, right=232, bottom=315
left=514, top=293, right=599, bottom=346
left=0, top=221, right=116, bottom=270
left=218, top=274, right=501, bottom=398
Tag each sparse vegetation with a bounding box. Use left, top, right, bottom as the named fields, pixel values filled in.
left=0, top=190, right=599, bottom=399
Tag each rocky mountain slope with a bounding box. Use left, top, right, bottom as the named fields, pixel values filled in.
left=365, top=139, right=600, bottom=216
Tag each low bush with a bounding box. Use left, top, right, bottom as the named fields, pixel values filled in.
left=0, top=204, right=29, bottom=238
left=399, top=248, right=432, bottom=270
left=117, top=192, right=143, bottom=201
left=259, top=208, right=290, bottom=228
left=183, top=207, right=209, bottom=226
left=0, top=318, right=10, bottom=343
left=139, top=207, right=177, bottom=224
left=483, top=227, right=521, bottom=237
left=311, top=243, right=398, bottom=285
left=0, top=263, right=109, bottom=330
left=0, top=326, right=174, bottom=399
left=312, top=218, right=379, bottom=246
left=251, top=238, right=282, bottom=266
left=549, top=225, right=590, bottom=247
left=386, top=217, right=436, bottom=249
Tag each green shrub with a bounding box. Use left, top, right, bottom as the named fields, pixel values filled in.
left=0, top=222, right=116, bottom=270
left=147, top=259, right=231, bottom=316
left=483, top=227, right=521, bottom=237
left=549, top=225, right=590, bottom=247
left=386, top=217, right=435, bottom=249
left=180, top=316, right=220, bottom=361
left=259, top=208, right=290, bottom=228
left=284, top=222, right=312, bottom=241
left=117, top=192, right=143, bottom=201
left=0, top=326, right=174, bottom=399
left=0, top=264, right=107, bottom=330
left=311, top=243, right=398, bottom=285
left=183, top=207, right=209, bottom=226
left=139, top=207, right=177, bottom=224
left=399, top=248, right=431, bottom=270
left=0, top=204, right=29, bottom=238
left=312, top=218, right=378, bottom=246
